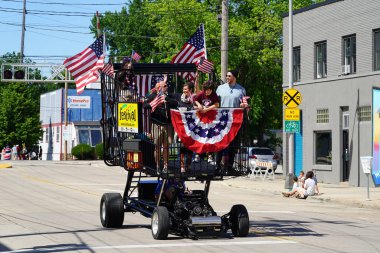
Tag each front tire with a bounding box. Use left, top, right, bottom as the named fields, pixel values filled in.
left=151, top=206, right=170, bottom=240
left=229, top=204, right=249, bottom=237
left=100, top=193, right=124, bottom=228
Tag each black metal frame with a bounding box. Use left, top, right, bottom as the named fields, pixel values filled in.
left=100, top=63, right=250, bottom=237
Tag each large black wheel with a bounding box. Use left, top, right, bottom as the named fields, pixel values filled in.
left=100, top=193, right=124, bottom=228
left=151, top=206, right=170, bottom=240
left=229, top=204, right=249, bottom=237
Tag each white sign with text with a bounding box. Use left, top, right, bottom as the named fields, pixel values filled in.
left=67, top=96, right=91, bottom=108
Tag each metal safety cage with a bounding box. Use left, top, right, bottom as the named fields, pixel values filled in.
left=100, top=63, right=251, bottom=180
left=100, top=63, right=197, bottom=169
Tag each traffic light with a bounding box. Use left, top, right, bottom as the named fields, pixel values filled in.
left=2, top=69, right=25, bottom=80
left=14, top=70, right=25, bottom=79
left=3, top=70, right=12, bottom=79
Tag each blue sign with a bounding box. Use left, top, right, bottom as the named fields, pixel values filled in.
left=372, top=88, right=380, bottom=186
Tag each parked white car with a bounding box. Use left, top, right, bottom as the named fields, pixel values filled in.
left=248, top=147, right=278, bottom=172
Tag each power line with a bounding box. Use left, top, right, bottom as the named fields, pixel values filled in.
left=0, top=0, right=126, bottom=6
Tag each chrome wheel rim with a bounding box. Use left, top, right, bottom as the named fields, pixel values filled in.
left=101, top=201, right=106, bottom=221
left=152, top=212, right=158, bottom=235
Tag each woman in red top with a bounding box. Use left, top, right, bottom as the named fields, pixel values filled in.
left=193, top=81, right=220, bottom=164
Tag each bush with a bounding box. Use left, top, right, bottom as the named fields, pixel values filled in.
left=72, top=143, right=95, bottom=160
left=95, top=143, right=103, bottom=160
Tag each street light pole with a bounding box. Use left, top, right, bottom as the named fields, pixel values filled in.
left=285, top=0, right=294, bottom=189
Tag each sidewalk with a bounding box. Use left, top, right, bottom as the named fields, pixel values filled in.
left=222, top=174, right=380, bottom=210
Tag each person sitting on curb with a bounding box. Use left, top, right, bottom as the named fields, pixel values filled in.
left=298, top=171, right=305, bottom=187
left=292, top=176, right=299, bottom=191
left=282, top=171, right=316, bottom=199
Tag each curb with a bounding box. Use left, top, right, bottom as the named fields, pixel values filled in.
left=0, top=163, right=12, bottom=169
left=223, top=180, right=380, bottom=210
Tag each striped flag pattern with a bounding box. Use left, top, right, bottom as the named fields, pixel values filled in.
left=197, top=57, right=214, bottom=73
left=171, top=24, right=205, bottom=81
left=132, top=50, right=142, bottom=62
left=102, top=61, right=114, bottom=77
left=63, top=37, right=104, bottom=94
left=241, top=96, right=250, bottom=107
left=149, top=92, right=165, bottom=112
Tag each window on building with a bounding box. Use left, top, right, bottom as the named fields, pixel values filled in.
left=91, top=130, right=102, bottom=146
left=56, top=127, right=60, bottom=142
left=78, top=127, right=102, bottom=147
left=374, top=29, right=380, bottom=71
left=359, top=106, right=372, bottom=121
left=342, top=34, right=356, bottom=74
left=315, top=41, right=327, bottom=78
left=293, top=46, right=301, bottom=82
left=317, top=109, right=329, bottom=123
left=45, top=128, right=49, bottom=143
left=79, top=130, right=90, bottom=145
left=315, top=131, right=332, bottom=165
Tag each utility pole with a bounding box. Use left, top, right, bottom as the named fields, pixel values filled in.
left=20, top=0, right=26, bottom=63
left=221, top=0, right=228, bottom=83
left=285, top=0, right=294, bottom=189
left=64, top=69, right=68, bottom=160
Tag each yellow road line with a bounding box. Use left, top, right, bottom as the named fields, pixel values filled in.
left=0, top=163, right=12, bottom=169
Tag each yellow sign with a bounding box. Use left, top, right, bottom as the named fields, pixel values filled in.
left=118, top=103, right=139, bottom=133
left=283, top=88, right=302, bottom=108
left=284, top=108, right=300, bottom=120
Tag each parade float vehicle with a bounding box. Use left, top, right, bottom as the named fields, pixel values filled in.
left=99, top=63, right=251, bottom=239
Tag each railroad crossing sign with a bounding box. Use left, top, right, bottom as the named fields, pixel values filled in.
left=283, top=88, right=302, bottom=108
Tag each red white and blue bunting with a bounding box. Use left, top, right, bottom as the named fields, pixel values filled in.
left=170, top=108, right=244, bottom=153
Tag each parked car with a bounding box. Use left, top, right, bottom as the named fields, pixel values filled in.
left=248, top=147, right=278, bottom=172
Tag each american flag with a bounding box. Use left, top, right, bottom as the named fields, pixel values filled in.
left=102, top=61, right=114, bottom=77
left=149, top=91, right=166, bottom=112
left=171, top=24, right=206, bottom=81
left=63, top=37, right=104, bottom=94
left=135, top=74, right=167, bottom=97
left=241, top=96, right=250, bottom=107
left=132, top=50, right=142, bottom=62
left=198, top=57, right=214, bottom=73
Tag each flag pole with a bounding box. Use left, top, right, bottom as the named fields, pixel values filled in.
left=202, top=23, right=207, bottom=60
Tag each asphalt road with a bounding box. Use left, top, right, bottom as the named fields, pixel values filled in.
left=0, top=161, right=379, bottom=253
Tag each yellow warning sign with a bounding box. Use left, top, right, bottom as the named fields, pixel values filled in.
left=283, top=88, right=302, bottom=108
left=284, top=108, right=300, bottom=121
left=118, top=103, right=139, bottom=133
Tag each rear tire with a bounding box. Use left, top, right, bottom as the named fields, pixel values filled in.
left=100, top=193, right=124, bottom=228
left=230, top=204, right=249, bottom=237
left=151, top=206, right=170, bottom=240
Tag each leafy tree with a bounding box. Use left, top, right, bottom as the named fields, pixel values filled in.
left=0, top=82, right=44, bottom=148
left=93, top=0, right=324, bottom=145
left=0, top=52, right=57, bottom=148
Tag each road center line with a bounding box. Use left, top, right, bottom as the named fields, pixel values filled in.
left=215, top=210, right=296, bottom=214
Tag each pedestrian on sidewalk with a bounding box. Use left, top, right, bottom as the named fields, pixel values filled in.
left=282, top=171, right=316, bottom=199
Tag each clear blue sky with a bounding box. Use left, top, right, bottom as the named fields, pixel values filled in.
left=0, top=0, right=124, bottom=64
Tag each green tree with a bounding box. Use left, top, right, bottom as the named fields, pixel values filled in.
left=94, top=0, right=324, bottom=145
left=0, top=52, right=52, bottom=148
left=0, top=82, right=44, bottom=148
